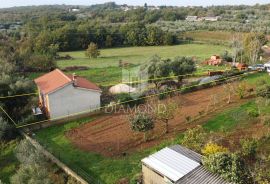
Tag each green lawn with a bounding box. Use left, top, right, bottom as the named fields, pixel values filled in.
left=0, top=140, right=19, bottom=183
left=203, top=101, right=256, bottom=132
left=58, top=43, right=229, bottom=68
left=35, top=117, right=184, bottom=184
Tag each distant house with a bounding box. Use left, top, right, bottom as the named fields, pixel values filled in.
left=204, top=16, right=221, bottom=21
left=185, top=16, right=198, bottom=21
left=203, top=55, right=224, bottom=66
left=34, top=69, right=101, bottom=119
left=142, top=145, right=230, bottom=184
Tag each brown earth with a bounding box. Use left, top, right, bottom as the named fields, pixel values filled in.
left=66, top=84, right=251, bottom=157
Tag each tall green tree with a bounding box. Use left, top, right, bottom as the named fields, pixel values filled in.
left=85, top=42, right=100, bottom=58
left=171, top=57, right=196, bottom=84
left=147, top=55, right=172, bottom=88
left=243, top=32, right=267, bottom=65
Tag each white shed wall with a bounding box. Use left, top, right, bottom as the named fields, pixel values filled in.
left=48, top=84, right=101, bottom=119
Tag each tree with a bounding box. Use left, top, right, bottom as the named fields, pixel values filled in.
left=163, top=32, right=175, bottom=45
left=129, top=113, right=154, bottom=141
left=154, top=101, right=177, bottom=134
left=147, top=56, right=172, bottom=88
left=0, top=117, right=15, bottom=140
left=221, top=50, right=233, bottom=62
left=11, top=164, right=52, bottom=184
left=85, top=42, right=100, bottom=58
left=15, top=140, right=46, bottom=165
left=0, top=60, right=35, bottom=121
left=170, top=57, right=196, bottom=84
left=243, top=32, right=267, bottom=65
left=203, top=153, right=253, bottom=184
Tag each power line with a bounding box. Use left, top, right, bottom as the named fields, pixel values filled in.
left=0, top=106, right=17, bottom=126
left=16, top=72, right=247, bottom=129
left=0, top=68, right=229, bottom=99
left=0, top=92, right=38, bottom=99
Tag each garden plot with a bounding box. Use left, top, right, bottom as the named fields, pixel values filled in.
left=66, top=83, right=247, bottom=157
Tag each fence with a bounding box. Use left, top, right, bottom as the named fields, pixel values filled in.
left=22, top=131, right=103, bottom=184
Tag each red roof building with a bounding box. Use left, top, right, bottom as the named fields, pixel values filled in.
left=34, top=69, right=101, bottom=119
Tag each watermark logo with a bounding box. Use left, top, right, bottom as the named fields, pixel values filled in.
left=122, top=65, right=149, bottom=99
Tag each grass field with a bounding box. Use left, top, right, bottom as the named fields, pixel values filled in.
left=28, top=43, right=229, bottom=85
left=56, top=43, right=229, bottom=85
left=182, top=31, right=236, bottom=42
left=0, top=140, right=19, bottom=183
left=58, top=43, right=229, bottom=68
left=34, top=72, right=268, bottom=184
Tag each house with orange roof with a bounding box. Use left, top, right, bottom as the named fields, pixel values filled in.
left=34, top=69, right=101, bottom=119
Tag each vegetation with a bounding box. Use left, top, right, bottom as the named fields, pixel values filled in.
left=201, top=142, right=228, bottom=156
left=203, top=153, right=252, bottom=184
left=129, top=113, right=154, bottom=141
left=0, top=140, right=19, bottom=183
left=1, top=2, right=270, bottom=183
left=85, top=42, right=100, bottom=58
left=154, top=101, right=178, bottom=134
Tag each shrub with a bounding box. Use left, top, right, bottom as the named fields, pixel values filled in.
left=181, top=125, right=207, bottom=152
left=256, top=85, right=270, bottom=98
left=240, top=138, right=258, bottom=159
left=115, top=93, right=145, bottom=107
left=261, top=115, right=270, bottom=126
left=202, top=142, right=228, bottom=156
left=235, top=82, right=247, bottom=99
left=246, top=107, right=259, bottom=117
left=203, top=153, right=253, bottom=184
left=257, top=79, right=267, bottom=86
left=185, top=116, right=192, bottom=123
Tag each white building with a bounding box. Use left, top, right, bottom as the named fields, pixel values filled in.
left=34, top=69, right=101, bottom=119
left=204, top=16, right=221, bottom=21
left=185, top=16, right=198, bottom=21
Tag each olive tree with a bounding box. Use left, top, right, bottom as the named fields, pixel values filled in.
left=147, top=55, right=171, bottom=88
left=11, top=164, right=52, bottom=184
left=170, top=57, right=196, bottom=84
left=154, top=101, right=178, bottom=134
left=129, top=113, right=154, bottom=141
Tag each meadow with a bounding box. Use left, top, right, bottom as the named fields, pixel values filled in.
left=52, top=43, right=229, bottom=85
left=58, top=43, right=229, bottom=68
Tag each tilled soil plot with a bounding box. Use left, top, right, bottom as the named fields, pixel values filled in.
left=66, top=84, right=246, bottom=157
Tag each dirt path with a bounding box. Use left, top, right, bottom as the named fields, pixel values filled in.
left=66, top=84, right=250, bottom=157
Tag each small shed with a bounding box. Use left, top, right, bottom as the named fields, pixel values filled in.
left=142, top=145, right=230, bottom=184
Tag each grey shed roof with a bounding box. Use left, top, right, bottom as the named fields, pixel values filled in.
left=142, top=145, right=231, bottom=184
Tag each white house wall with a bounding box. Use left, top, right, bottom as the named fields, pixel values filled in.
left=48, top=84, right=101, bottom=119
